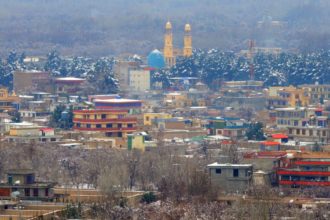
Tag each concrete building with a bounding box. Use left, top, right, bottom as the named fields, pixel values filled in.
left=301, top=84, right=330, bottom=104
left=277, top=152, right=330, bottom=187
left=207, top=117, right=247, bottom=139
left=73, top=109, right=137, bottom=138
left=13, top=70, right=52, bottom=94
left=143, top=112, right=172, bottom=126
left=113, top=60, right=139, bottom=91
left=0, top=88, right=20, bottom=112
left=129, top=69, right=150, bottom=91
left=0, top=169, right=55, bottom=201
left=267, top=86, right=309, bottom=108
left=208, top=163, right=253, bottom=192
left=5, top=124, right=60, bottom=143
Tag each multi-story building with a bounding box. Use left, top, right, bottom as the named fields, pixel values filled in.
left=301, top=84, right=330, bottom=104
left=0, top=88, right=20, bottom=112
left=73, top=109, right=137, bottom=137
left=207, top=117, right=247, bottom=139
left=274, top=107, right=330, bottom=143
left=13, top=70, right=52, bottom=94
left=277, top=152, right=330, bottom=187
left=164, top=92, right=192, bottom=108
left=267, top=86, right=309, bottom=108
left=5, top=124, right=60, bottom=143
left=274, top=107, right=322, bottom=128
left=207, top=163, right=253, bottom=192
left=0, top=169, right=55, bottom=201
left=129, top=69, right=150, bottom=91
left=143, top=113, right=172, bottom=126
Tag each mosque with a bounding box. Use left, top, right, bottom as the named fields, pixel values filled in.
left=148, top=21, right=192, bottom=69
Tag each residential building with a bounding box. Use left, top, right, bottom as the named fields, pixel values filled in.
left=267, top=86, right=309, bottom=108
left=277, top=152, right=330, bottom=187
left=208, top=163, right=253, bottom=192
left=0, top=169, right=55, bottom=201
left=207, top=117, right=247, bottom=139
left=143, top=113, right=172, bottom=126
left=302, top=84, right=330, bottom=104
left=73, top=109, right=137, bottom=138
left=127, top=132, right=152, bottom=152
left=0, top=88, right=20, bottom=112
left=5, top=124, right=60, bottom=143
left=129, top=69, right=150, bottom=91
left=164, top=92, right=192, bottom=108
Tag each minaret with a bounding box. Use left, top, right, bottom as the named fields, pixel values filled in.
left=183, top=24, right=192, bottom=57
left=164, top=21, right=175, bottom=68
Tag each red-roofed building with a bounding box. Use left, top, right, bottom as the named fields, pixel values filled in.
left=271, top=133, right=288, bottom=143
left=260, top=141, right=281, bottom=151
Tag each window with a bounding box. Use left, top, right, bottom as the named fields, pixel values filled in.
left=25, top=188, right=30, bottom=197
left=309, top=130, right=313, bottom=136
left=86, top=124, right=91, bottom=128
left=296, top=129, right=300, bottom=135
left=323, top=130, right=326, bottom=137
left=215, top=168, right=221, bottom=174
left=76, top=123, right=81, bottom=128
left=45, top=188, right=49, bottom=197
left=302, top=129, right=306, bottom=135
left=233, top=169, right=239, bottom=177
left=106, top=124, right=112, bottom=128
left=127, top=124, right=133, bottom=128
left=101, top=114, right=106, bottom=119
left=146, top=116, right=150, bottom=121
left=118, top=124, right=122, bottom=128
left=33, top=188, right=39, bottom=197
left=96, top=124, right=102, bottom=128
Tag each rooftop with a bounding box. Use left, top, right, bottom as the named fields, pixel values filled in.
left=207, top=162, right=252, bottom=168
left=93, top=98, right=141, bottom=103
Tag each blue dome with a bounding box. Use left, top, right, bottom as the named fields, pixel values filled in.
left=147, top=49, right=165, bottom=69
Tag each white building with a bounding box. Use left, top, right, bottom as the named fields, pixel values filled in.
left=129, top=70, right=150, bottom=91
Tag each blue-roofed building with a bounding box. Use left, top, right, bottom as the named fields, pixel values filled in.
left=147, top=49, right=165, bottom=69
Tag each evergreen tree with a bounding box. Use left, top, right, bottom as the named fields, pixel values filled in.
left=246, top=122, right=266, bottom=141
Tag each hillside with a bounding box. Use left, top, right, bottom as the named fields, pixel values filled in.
left=1, top=0, right=330, bottom=56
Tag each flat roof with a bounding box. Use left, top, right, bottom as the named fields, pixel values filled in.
left=207, top=162, right=252, bottom=168
left=94, top=98, right=141, bottom=103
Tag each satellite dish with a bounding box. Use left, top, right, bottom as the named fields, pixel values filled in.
left=11, top=191, right=20, bottom=198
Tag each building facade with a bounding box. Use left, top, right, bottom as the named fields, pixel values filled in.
left=208, top=163, right=253, bottom=192
left=277, top=152, right=330, bottom=187
left=129, top=70, right=150, bottom=91
left=0, top=88, right=20, bottom=112
left=73, top=109, right=137, bottom=137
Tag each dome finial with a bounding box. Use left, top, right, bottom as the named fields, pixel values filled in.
left=166, top=21, right=172, bottom=30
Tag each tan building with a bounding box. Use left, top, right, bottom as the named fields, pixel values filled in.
left=143, top=113, right=172, bottom=126
left=0, top=88, right=20, bottom=112
left=129, top=69, right=150, bottom=91
left=301, top=84, right=330, bottom=104
left=164, top=92, right=192, bottom=108
left=114, top=60, right=139, bottom=91
left=268, top=86, right=309, bottom=108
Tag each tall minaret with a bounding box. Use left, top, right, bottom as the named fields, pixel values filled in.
left=183, top=24, right=192, bottom=57
left=164, top=21, right=175, bottom=68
